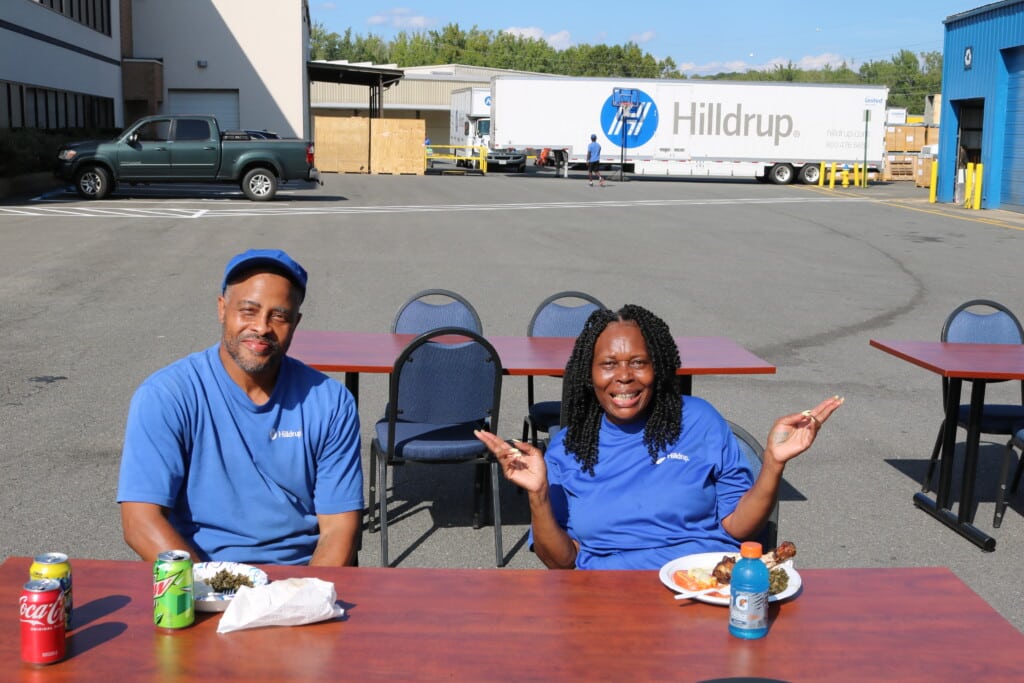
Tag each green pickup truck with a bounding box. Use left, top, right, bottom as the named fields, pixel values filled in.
left=55, top=115, right=320, bottom=201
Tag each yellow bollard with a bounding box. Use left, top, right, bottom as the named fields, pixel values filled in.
left=964, top=162, right=975, bottom=208
left=817, top=162, right=825, bottom=187
left=972, top=163, right=983, bottom=210
left=929, top=159, right=938, bottom=203
left=829, top=162, right=837, bottom=189
left=853, top=164, right=860, bottom=187
left=841, top=169, right=849, bottom=187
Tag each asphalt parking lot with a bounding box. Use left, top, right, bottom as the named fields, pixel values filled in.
left=2, top=167, right=1022, bottom=632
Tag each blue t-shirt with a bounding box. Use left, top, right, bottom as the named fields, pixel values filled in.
left=117, top=345, right=363, bottom=565
left=542, top=396, right=752, bottom=569
left=587, top=141, right=601, bottom=162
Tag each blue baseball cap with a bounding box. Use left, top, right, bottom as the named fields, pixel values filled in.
left=222, top=249, right=307, bottom=296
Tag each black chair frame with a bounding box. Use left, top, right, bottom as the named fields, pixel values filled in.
left=368, top=327, right=505, bottom=567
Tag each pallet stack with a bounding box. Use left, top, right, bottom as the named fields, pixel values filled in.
left=883, top=124, right=939, bottom=182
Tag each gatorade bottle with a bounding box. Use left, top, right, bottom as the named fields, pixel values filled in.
left=728, top=541, right=769, bottom=639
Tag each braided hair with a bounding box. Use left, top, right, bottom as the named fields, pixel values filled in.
left=561, top=304, right=682, bottom=475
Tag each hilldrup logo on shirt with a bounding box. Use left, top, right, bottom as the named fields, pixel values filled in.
left=600, top=89, right=658, bottom=148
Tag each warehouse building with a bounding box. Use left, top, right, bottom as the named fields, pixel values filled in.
left=1, top=0, right=317, bottom=138
left=939, top=0, right=1024, bottom=210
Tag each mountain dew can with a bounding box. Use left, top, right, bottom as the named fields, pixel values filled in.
left=153, top=550, right=194, bottom=629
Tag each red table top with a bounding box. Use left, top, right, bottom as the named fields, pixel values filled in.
left=2, top=557, right=1020, bottom=681
left=871, top=338, right=1024, bottom=380
left=289, top=330, right=777, bottom=377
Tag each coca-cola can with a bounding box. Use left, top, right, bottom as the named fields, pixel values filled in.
left=20, top=578, right=66, bottom=665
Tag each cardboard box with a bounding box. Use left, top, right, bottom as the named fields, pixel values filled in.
left=885, top=125, right=926, bottom=152
left=915, top=155, right=934, bottom=188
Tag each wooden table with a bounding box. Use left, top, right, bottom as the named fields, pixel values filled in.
left=289, top=331, right=776, bottom=402
left=870, top=339, right=1024, bottom=551
left=2, top=557, right=1020, bottom=681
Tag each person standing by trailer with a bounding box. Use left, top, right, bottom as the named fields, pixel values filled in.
left=587, top=134, right=605, bottom=187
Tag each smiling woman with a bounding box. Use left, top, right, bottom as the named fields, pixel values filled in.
left=475, top=304, right=842, bottom=571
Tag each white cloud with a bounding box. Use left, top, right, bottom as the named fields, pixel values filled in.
left=679, top=52, right=849, bottom=76
left=367, top=8, right=434, bottom=30
left=503, top=26, right=572, bottom=50
left=630, top=30, right=656, bottom=45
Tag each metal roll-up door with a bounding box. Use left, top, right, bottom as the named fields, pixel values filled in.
left=1002, top=49, right=1024, bottom=212
left=167, top=90, right=240, bottom=131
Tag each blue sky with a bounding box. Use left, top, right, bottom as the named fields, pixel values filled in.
left=312, top=1, right=978, bottom=75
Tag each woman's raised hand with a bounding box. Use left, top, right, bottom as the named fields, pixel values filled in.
left=474, top=430, right=548, bottom=493
left=764, top=395, right=844, bottom=466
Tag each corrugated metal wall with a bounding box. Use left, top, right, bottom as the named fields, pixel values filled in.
left=940, top=1, right=1024, bottom=207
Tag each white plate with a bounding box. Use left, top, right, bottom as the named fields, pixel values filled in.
left=659, top=551, right=801, bottom=606
left=192, top=561, right=269, bottom=612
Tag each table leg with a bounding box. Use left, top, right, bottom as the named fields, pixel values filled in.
left=345, top=372, right=360, bottom=405
left=959, top=381, right=987, bottom=525
left=912, top=378, right=996, bottom=551
left=933, top=379, right=960, bottom=509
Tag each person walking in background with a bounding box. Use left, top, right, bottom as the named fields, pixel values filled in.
left=587, top=134, right=605, bottom=187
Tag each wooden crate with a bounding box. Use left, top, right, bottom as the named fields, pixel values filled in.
left=313, top=116, right=425, bottom=174
left=883, top=153, right=917, bottom=181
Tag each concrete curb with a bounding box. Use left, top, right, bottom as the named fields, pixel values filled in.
left=0, top=172, right=61, bottom=199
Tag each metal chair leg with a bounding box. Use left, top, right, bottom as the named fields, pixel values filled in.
left=491, top=460, right=504, bottom=567
left=922, top=421, right=945, bottom=493
left=993, top=440, right=1017, bottom=528
left=368, top=446, right=378, bottom=531
left=379, top=453, right=389, bottom=567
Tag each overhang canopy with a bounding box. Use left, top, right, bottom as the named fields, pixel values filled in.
left=307, top=61, right=404, bottom=117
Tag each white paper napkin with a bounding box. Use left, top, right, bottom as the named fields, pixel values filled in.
left=216, top=577, right=344, bottom=633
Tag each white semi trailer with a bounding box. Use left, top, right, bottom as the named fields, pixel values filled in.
left=490, top=76, right=889, bottom=183
left=450, top=86, right=526, bottom=172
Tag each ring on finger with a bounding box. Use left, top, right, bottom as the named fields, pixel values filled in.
left=801, top=410, right=822, bottom=427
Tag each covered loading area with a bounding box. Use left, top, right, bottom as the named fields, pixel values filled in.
left=307, top=61, right=427, bottom=174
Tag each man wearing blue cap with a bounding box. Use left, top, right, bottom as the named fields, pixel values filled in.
left=117, top=249, right=363, bottom=566
left=587, top=134, right=605, bottom=187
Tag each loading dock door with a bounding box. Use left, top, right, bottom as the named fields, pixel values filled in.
left=167, top=90, right=240, bottom=131
left=1002, top=49, right=1024, bottom=212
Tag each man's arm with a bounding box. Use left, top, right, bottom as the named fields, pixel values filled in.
left=309, top=510, right=361, bottom=566
left=120, top=502, right=200, bottom=563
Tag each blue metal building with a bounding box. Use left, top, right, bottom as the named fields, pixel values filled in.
left=939, top=1, right=1024, bottom=209
left=937, top=1, right=1024, bottom=208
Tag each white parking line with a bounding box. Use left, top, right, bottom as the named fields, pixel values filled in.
left=0, top=195, right=852, bottom=219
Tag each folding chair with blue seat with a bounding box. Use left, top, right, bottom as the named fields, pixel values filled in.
left=521, top=291, right=605, bottom=447
left=995, top=426, right=1024, bottom=527
left=921, top=300, right=1024, bottom=497
left=726, top=420, right=778, bottom=550
left=391, top=288, right=483, bottom=334
left=368, top=328, right=505, bottom=567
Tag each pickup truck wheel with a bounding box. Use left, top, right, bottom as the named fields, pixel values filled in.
left=797, top=164, right=821, bottom=185
left=768, top=163, right=795, bottom=185
left=75, top=166, right=112, bottom=200
left=242, top=168, right=277, bottom=201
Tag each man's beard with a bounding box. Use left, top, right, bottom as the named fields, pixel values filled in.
left=223, top=332, right=283, bottom=374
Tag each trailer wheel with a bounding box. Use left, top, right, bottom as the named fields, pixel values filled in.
left=74, top=165, right=112, bottom=199
left=797, top=164, right=820, bottom=185
left=768, top=163, right=795, bottom=185
left=241, top=167, right=278, bottom=201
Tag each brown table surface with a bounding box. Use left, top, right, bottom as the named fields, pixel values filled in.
left=3, top=557, right=1021, bottom=682
left=290, top=330, right=777, bottom=376
left=869, top=339, right=1024, bottom=380
left=289, top=330, right=775, bottom=400
left=870, top=339, right=1024, bottom=551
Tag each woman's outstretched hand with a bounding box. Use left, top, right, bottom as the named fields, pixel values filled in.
left=764, top=395, right=844, bottom=466
left=474, top=430, right=548, bottom=493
